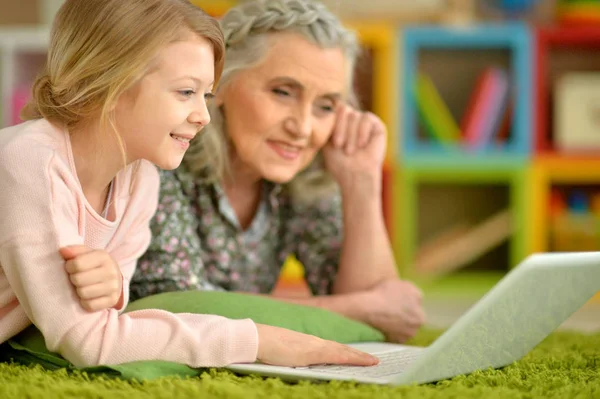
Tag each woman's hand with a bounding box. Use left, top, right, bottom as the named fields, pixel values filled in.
left=60, top=245, right=123, bottom=312
left=361, top=279, right=426, bottom=343
left=255, top=324, right=379, bottom=367
left=323, top=105, right=387, bottom=189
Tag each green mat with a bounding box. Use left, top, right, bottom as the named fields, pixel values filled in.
left=2, top=329, right=600, bottom=398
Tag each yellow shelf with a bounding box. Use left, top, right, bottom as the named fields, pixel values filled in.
left=189, top=0, right=238, bottom=17
left=530, top=156, right=600, bottom=253
left=344, top=22, right=398, bottom=164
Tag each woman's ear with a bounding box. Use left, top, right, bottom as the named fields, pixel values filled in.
left=214, top=86, right=226, bottom=107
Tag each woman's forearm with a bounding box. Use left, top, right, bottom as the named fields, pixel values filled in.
left=333, top=172, right=398, bottom=294
left=270, top=290, right=371, bottom=323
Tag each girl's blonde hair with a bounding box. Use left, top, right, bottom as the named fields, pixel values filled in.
left=184, top=0, right=360, bottom=203
left=22, top=0, right=224, bottom=167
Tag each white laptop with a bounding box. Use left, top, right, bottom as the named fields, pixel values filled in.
left=227, top=252, right=600, bottom=385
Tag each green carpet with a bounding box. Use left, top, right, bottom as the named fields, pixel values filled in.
left=2, top=329, right=600, bottom=398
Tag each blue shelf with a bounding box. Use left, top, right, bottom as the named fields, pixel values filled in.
left=400, top=23, right=533, bottom=163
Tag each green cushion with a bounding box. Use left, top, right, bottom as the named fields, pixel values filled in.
left=126, top=290, right=384, bottom=343
left=1, top=290, right=384, bottom=381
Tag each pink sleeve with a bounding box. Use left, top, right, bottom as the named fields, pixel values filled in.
left=0, top=152, right=258, bottom=368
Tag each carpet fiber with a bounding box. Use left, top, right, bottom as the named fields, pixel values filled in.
left=1, top=329, right=599, bottom=399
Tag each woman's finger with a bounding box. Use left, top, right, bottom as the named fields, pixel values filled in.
left=344, top=111, right=359, bottom=155
left=332, top=106, right=349, bottom=148
left=356, top=113, right=375, bottom=148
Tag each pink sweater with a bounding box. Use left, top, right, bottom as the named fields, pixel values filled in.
left=0, top=119, right=258, bottom=368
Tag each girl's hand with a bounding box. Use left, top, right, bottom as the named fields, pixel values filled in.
left=323, top=105, right=387, bottom=189
left=255, top=323, right=379, bottom=367
left=60, top=245, right=123, bottom=312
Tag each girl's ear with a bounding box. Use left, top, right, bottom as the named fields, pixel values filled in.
left=107, top=99, right=118, bottom=112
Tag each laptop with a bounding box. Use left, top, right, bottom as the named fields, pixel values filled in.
left=226, top=252, right=600, bottom=385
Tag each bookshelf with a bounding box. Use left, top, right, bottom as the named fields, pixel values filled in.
left=396, top=22, right=600, bottom=288
left=529, top=25, right=600, bottom=259
left=401, top=23, right=532, bottom=163
left=395, top=23, right=533, bottom=280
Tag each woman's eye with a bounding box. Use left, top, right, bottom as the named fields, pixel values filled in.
left=316, top=102, right=335, bottom=113
left=272, top=88, right=291, bottom=97
left=204, top=92, right=215, bottom=101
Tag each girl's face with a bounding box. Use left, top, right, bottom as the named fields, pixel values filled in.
left=115, top=34, right=215, bottom=170
left=218, top=32, right=347, bottom=184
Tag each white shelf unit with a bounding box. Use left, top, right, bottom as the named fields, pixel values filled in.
left=0, top=27, right=50, bottom=127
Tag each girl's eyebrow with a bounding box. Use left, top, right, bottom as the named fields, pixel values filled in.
left=171, top=76, right=214, bottom=86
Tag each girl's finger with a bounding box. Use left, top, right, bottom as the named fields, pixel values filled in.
left=59, top=245, right=93, bottom=261
left=76, top=282, right=119, bottom=300
left=69, top=267, right=111, bottom=287
left=335, top=343, right=379, bottom=366
left=64, top=250, right=107, bottom=273
left=80, top=296, right=117, bottom=312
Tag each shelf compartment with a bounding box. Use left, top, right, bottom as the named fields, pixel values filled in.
left=534, top=25, right=600, bottom=157
left=401, top=23, right=532, bottom=162
left=395, top=163, right=529, bottom=278
left=530, top=157, right=600, bottom=252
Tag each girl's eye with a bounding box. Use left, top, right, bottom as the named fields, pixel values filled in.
left=319, top=105, right=334, bottom=112
left=178, top=89, right=196, bottom=97
left=204, top=92, right=215, bottom=101
left=272, top=88, right=291, bottom=97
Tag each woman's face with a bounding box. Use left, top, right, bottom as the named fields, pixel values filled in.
left=218, top=32, right=348, bottom=184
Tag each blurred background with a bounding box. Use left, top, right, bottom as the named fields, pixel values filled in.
left=2, top=0, right=600, bottom=331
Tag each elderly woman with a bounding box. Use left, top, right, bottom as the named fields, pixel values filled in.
left=131, top=0, right=426, bottom=343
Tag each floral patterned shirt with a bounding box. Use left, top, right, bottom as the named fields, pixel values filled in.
left=130, top=164, right=343, bottom=300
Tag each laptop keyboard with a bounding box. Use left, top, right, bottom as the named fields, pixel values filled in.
left=301, top=348, right=423, bottom=378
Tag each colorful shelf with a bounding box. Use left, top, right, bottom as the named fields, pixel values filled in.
left=401, top=23, right=532, bottom=162
left=530, top=156, right=600, bottom=252
left=394, top=161, right=530, bottom=278
left=534, top=25, right=600, bottom=156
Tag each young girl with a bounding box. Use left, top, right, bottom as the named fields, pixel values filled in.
left=0, top=0, right=377, bottom=369
left=117, top=0, right=424, bottom=343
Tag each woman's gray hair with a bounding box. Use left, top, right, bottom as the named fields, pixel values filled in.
left=184, top=0, right=361, bottom=203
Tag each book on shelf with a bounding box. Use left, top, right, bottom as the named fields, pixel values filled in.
left=414, top=72, right=461, bottom=145
left=461, top=67, right=510, bottom=151
left=414, top=67, right=511, bottom=151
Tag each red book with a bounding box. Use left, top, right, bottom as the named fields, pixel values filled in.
left=461, top=68, right=495, bottom=149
